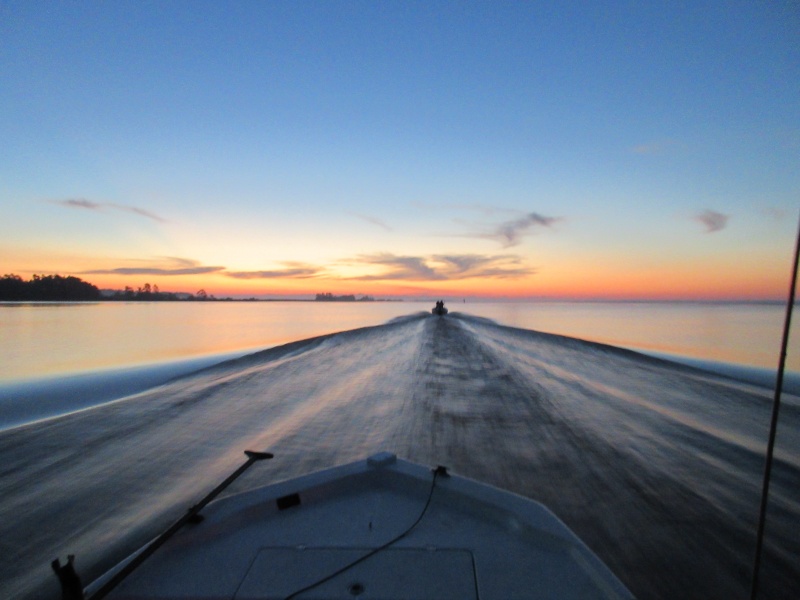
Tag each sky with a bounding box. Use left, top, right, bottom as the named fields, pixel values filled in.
left=1, top=1, right=798, bottom=300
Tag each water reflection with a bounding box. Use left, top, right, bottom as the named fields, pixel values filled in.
left=0, top=301, right=795, bottom=383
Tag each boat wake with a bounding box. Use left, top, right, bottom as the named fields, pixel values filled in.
left=0, top=313, right=797, bottom=599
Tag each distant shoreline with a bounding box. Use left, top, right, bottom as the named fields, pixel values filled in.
left=0, top=298, right=789, bottom=305
left=0, top=298, right=406, bottom=303
left=0, top=274, right=409, bottom=303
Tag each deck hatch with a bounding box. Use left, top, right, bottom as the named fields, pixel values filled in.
left=235, top=547, right=477, bottom=599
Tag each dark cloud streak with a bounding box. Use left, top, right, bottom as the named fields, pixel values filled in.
left=493, top=212, right=560, bottom=247
left=50, top=198, right=166, bottom=223
left=347, top=253, right=534, bottom=281
left=78, top=251, right=532, bottom=283
left=82, top=257, right=223, bottom=276
left=454, top=211, right=561, bottom=247
left=226, top=261, right=324, bottom=279
left=59, top=198, right=102, bottom=210
left=695, top=210, right=729, bottom=233
left=352, top=254, right=444, bottom=281
left=226, top=268, right=321, bottom=279
left=349, top=212, right=392, bottom=232
left=82, top=266, right=225, bottom=276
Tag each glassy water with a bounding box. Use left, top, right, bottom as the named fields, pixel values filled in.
left=465, top=301, right=796, bottom=370
left=0, top=301, right=429, bottom=382
left=1, top=300, right=795, bottom=383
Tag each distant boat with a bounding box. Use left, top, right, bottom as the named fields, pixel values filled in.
left=75, top=452, right=634, bottom=599
left=432, top=301, right=448, bottom=316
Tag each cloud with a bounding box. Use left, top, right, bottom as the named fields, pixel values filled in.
left=83, top=266, right=224, bottom=276
left=78, top=252, right=533, bottom=284
left=418, top=205, right=561, bottom=248
left=464, top=212, right=560, bottom=248
left=159, top=256, right=205, bottom=268
left=346, top=253, right=534, bottom=281
left=226, top=263, right=323, bottom=279
left=349, top=212, right=392, bottom=232
left=81, top=257, right=325, bottom=279
left=59, top=198, right=102, bottom=210
left=51, top=198, right=166, bottom=222
left=120, top=205, right=166, bottom=222
left=433, top=254, right=534, bottom=278
left=351, top=254, right=444, bottom=281
left=82, top=257, right=224, bottom=276
left=694, top=209, right=729, bottom=233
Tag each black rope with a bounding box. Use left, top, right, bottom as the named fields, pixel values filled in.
left=283, top=466, right=445, bottom=600
left=749, top=211, right=800, bottom=600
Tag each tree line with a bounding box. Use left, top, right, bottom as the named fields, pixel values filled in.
left=0, top=274, right=100, bottom=300
left=106, top=283, right=218, bottom=301
left=315, top=292, right=375, bottom=302
left=0, top=274, right=223, bottom=301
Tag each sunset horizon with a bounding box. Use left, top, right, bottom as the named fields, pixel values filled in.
left=2, top=269, right=793, bottom=303
left=2, top=3, right=797, bottom=304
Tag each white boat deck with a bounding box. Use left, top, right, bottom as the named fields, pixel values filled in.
left=95, top=452, right=633, bottom=599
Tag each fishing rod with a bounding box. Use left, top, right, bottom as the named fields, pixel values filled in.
left=53, top=449, right=273, bottom=600
left=749, top=211, right=800, bottom=600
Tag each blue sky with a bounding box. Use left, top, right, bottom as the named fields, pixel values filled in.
left=1, top=1, right=798, bottom=298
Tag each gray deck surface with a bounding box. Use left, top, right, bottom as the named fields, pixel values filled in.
left=101, top=454, right=633, bottom=599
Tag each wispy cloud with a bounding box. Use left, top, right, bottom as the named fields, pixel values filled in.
left=82, top=257, right=223, bottom=276
left=59, top=198, right=101, bottom=210
left=694, top=209, right=729, bottom=233
left=85, top=266, right=224, bottom=275
left=417, top=204, right=561, bottom=248
left=352, top=254, right=444, bottom=281
left=122, top=205, right=165, bottom=222
left=463, top=212, right=560, bottom=248
left=226, top=262, right=323, bottom=279
left=78, top=253, right=533, bottom=283
left=50, top=198, right=166, bottom=222
left=433, top=254, right=534, bottom=278
left=346, top=253, right=534, bottom=281
left=349, top=212, right=392, bottom=232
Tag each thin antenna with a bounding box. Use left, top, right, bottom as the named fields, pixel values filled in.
left=749, top=211, right=800, bottom=599
left=84, top=450, right=273, bottom=600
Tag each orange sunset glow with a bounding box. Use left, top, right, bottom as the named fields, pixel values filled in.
left=0, top=3, right=796, bottom=303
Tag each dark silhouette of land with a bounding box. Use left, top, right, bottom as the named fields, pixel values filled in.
left=0, top=275, right=401, bottom=302
left=0, top=274, right=217, bottom=302
left=106, top=283, right=216, bottom=302
left=315, top=293, right=377, bottom=302
left=0, top=274, right=100, bottom=301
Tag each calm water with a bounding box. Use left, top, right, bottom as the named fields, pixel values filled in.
left=1, top=300, right=796, bottom=383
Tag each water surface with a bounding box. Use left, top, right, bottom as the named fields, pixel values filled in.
left=1, top=313, right=797, bottom=599
left=2, top=301, right=795, bottom=383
